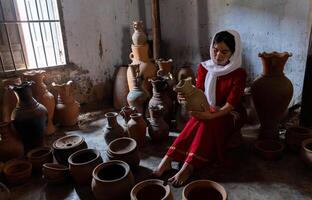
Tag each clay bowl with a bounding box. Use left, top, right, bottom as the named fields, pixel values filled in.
left=286, top=126, right=312, bottom=152
left=300, top=138, right=312, bottom=167
left=3, top=160, right=32, bottom=185
left=182, top=180, right=227, bottom=200
left=107, top=137, right=140, bottom=169
left=27, top=147, right=53, bottom=172
left=131, top=179, right=173, bottom=200
left=0, top=182, right=10, bottom=200
left=52, top=135, right=88, bottom=165
left=254, top=140, right=284, bottom=160
left=42, top=163, right=69, bottom=184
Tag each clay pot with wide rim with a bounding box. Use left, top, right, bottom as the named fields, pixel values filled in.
left=300, top=138, right=312, bottom=167
left=3, top=159, right=32, bottom=185
left=285, top=126, right=312, bottom=152
left=131, top=179, right=173, bottom=200
left=106, top=137, right=140, bottom=169
left=91, top=160, right=135, bottom=200
left=42, top=163, right=69, bottom=184
left=113, top=65, right=129, bottom=110
left=52, top=135, right=88, bottom=165
left=26, top=146, right=53, bottom=172
left=68, top=148, right=103, bottom=185
left=251, top=52, right=293, bottom=140
left=254, top=140, right=284, bottom=160
left=127, top=113, right=148, bottom=148
left=103, top=112, right=127, bottom=145
left=148, top=105, right=169, bottom=143
left=182, top=180, right=227, bottom=200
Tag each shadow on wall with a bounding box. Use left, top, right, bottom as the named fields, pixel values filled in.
left=197, top=0, right=210, bottom=61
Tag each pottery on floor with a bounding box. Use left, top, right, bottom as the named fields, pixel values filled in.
left=254, top=140, right=284, bottom=160
left=300, top=138, right=312, bottom=167
left=3, top=159, right=32, bottom=185
left=42, top=163, right=69, bottom=184
left=285, top=126, right=312, bottom=152
left=0, top=182, right=10, bottom=200
left=131, top=179, right=173, bottom=200
left=26, top=146, right=53, bottom=172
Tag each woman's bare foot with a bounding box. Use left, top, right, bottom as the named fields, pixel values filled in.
left=152, top=156, right=172, bottom=177
left=168, top=162, right=193, bottom=187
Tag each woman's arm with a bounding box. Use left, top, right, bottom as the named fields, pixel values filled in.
left=190, top=102, right=233, bottom=120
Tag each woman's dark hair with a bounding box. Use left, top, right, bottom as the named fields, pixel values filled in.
left=213, top=31, right=235, bottom=53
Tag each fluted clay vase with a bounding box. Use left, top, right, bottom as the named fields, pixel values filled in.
left=52, top=81, right=80, bottom=126
left=2, top=77, right=22, bottom=122
left=23, top=70, right=56, bottom=135
left=91, top=160, right=135, bottom=200
left=176, top=66, right=196, bottom=84
left=148, top=105, right=169, bottom=143
left=286, top=126, right=312, bottom=152
left=131, top=179, right=173, bottom=200
left=103, top=112, right=127, bottom=145
left=132, top=21, right=147, bottom=45
left=251, top=52, right=293, bottom=140
left=113, top=65, right=129, bottom=110
left=127, top=113, right=147, bottom=148
left=0, top=122, right=24, bottom=162
left=10, top=81, right=48, bottom=151
left=174, top=77, right=209, bottom=112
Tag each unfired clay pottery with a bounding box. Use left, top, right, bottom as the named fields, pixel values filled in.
left=68, top=148, right=103, bottom=185
left=2, top=77, right=21, bottom=122
left=52, top=81, right=80, bottom=126
left=26, top=146, right=53, bottom=172
left=10, top=81, right=48, bottom=151
left=103, top=112, right=127, bottom=145
left=182, top=180, right=227, bottom=200
left=113, top=65, right=129, bottom=110
left=3, top=159, right=32, bottom=185
left=132, top=21, right=147, bottom=45
left=254, top=140, right=284, bottom=160
left=91, top=160, right=135, bottom=200
left=0, top=122, right=24, bottom=162
left=251, top=52, right=293, bottom=140
left=148, top=105, right=169, bottom=143
left=286, top=126, right=312, bottom=152
left=131, top=179, right=173, bottom=200
left=23, top=70, right=56, bottom=135
left=52, top=135, right=88, bottom=165
left=127, top=113, right=148, bottom=148
left=106, top=137, right=140, bottom=169
left=42, top=163, right=69, bottom=184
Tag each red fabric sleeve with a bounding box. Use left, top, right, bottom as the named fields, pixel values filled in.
left=195, top=64, right=207, bottom=91
left=226, top=69, right=247, bottom=107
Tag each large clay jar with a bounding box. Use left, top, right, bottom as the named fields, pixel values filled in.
left=127, top=113, right=147, bottom=148
left=174, top=77, right=210, bottom=112
left=0, top=122, right=24, bottom=162
left=131, top=179, right=173, bottom=200
left=10, top=81, right=48, bottom=151
left=23, top=70, right=56, bottom=135
left=103, top=112, right=127, bottom=145
left=113, top=65, right=129, bottom=110
left=131, top=21, right=147, bottom=45
left=2, top=77, right=21, bottom=122
left=91, top=160, right=135, bottom=200
left=251, top=52, right=293, bottom=140
left=285, top=126, right=312, bottom=152
left=148, top=105, right=169, bottom=143
left=301, top=138, right=312, bottom=167
left=52, top=81, right=80, bottom=126
left=68, top=148, right=103, bottom=185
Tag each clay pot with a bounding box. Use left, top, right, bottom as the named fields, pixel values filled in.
left=68, top=148, right=103, bottom=185
left=285, top=126, right=312, bottom=152
left=91, top=160, right=135, bottom=200
left=300, top=138, right=312, bottom=167
left=120, top=106, right=136, bottom=128
left=148, top=105, right=169, bottom=143
left=242, top=87, right=259, bottom=125
left=2, top=77, right=21, bottom=122
left=176, top=66, right=195, bottom=84
left=26, top=146, right=53, bottom=172
left=10, top=81, right=48, bottom=151
left=52, top=81, right=80, bottom=126
left=132, top=21, right=147, bottom=45
left=157, top=58, right=173, bottom=74
left=107, top=137, right=140, bottom=169
left=3, top=160, right=32, bottom=185
left=127, top=113, right=148, bottom=148
left=254, top=140, right=284, bottom=160
left=103, top=112, right=127, bottom=145
left=42, top=163, right=69, bottom=184
left=113, top=65, right=129, bottom=110
left=52, top=135, right=88, bottom=165
left=251, top=52, right=293, bottom=139
left=0, top=122, right=24, bottom=162
left=23, top=70, right=56, bottom=135
left=131, top=179, right=173, bottom=200
left=0, top=182, right=10, bottom=200
left=182, top=180, right=227, bottom=200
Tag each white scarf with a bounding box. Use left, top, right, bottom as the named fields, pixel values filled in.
left=201, top=30, right=242, bottom=107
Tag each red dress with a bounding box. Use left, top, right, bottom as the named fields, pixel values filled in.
left=167, top=64, right=247, bottom=167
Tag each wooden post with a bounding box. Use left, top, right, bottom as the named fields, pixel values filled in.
left=151, top=0, right=160, bottom=60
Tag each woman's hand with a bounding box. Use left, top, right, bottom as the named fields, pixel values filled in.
left=177, top=92, right=186, bottom=102
left=190, top=110, right=214, bottom=120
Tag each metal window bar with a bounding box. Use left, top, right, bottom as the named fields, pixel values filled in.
left=45, top=0, right=57, bottom=64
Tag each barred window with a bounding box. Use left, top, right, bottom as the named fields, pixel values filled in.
left=0, top=0, right=66, bottom=73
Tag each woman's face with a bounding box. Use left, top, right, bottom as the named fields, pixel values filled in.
left=212, top=41, right=233, bottom=66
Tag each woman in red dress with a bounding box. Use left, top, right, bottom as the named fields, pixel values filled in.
left=153, top=30, right=247, bottom=186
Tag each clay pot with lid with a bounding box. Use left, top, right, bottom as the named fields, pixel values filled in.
left=103, top=112, right=127, bottom=145
left=26, top=146, right=53, bottom=172
left=42, top=163, right=69, bottom=184
left=285, top=126, right=312, bottom=152
left=91, top=160, right=135, bottom=200
left=131, top=179, right=173, bottom=200
left=127, top=113, right=148, bottom=148
left=68, top=148, right=103, bottom=185
left=254, top=140, right=284, bottom=160
left=52, top=135, right=88, bottom=165
left=3, top=159, right=32, bottom=185
left=2, top=77, right=21, bottom=122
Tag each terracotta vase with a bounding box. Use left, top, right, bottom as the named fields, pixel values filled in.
left=174, top=77, right=209, bottom=112
left=91, top=161, right=134, bottom=200
left=286, top=126, right=312, bottom=152
left=176, top=66, right=195, bottom=84
left=120, top=106, right=136, bottom=127
left=251, top=52, right=293, bottom=140
left=2, top=77, right=22, bottom=122
left=301, top=138, right=312, bottom=167
left=148, top=105, right=169, bottom=143
left=103, top=112, right=127, bottom=145
left=131, top=21, right=147, bottom=45
left=68, top=148, right=103, bottom=185
left=113, top=65, right=129, bottom=110
left=26, top=146, right=53, bottom=172
left=131, top=179, right=173, bottom=200
left=52, top=81, right=80, bottom=126
left=0, top=122, right=24, bottom=162
left=127, top=113, right=147, bottom=148
left=10, top=81, right=48, bottom=151
left=23, top=70, right=56, bottom=135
